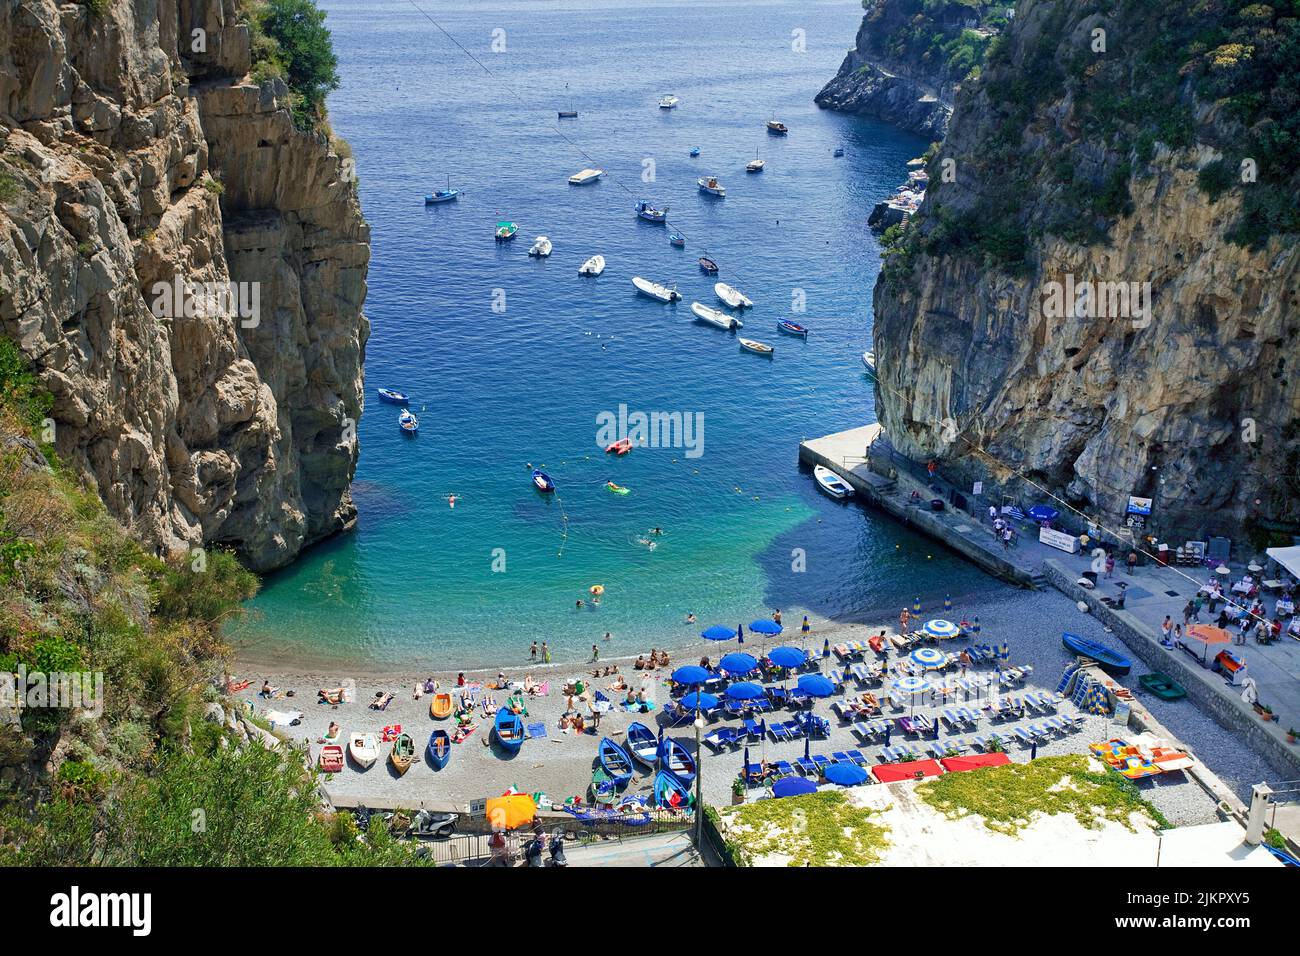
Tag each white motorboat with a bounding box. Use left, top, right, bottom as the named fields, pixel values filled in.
left=813, top=465, right=854, bottom=500
left=738, top=338, right=774, bottom=357
left=632, top=276, right=681, bottom=303
left=714, top=282, right=753, bottom=309
left=691, top=301, right=741, bottom=331
left=579, top=255, right=606, bottom=276
left=658, top=94, right=680, bottom=109
left=697, top=176, right=726, bottom=197
left=862, top=350, right=876, bottom=373
left=568, top=168, right=604, bottom=185
left=348, top=732, right=379, bottom=768
left=528, top=236, right=552, bottom=257
left=746, top=158, right=765, bottom=173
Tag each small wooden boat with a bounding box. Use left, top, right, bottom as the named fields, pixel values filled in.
left=654, top=770, right=693, bottom=810
left=634, top=200, right=669, bottom=223
left=605, top=437, right=632, bottom=455
left=1062, top=633, right=1132, bottom=676
left=558, top=110, right=579, bottom=119
left=813, top=464, right=854, bottom=500
left=656, top=738, right=696, bottom=784
left=398, top=410, right=419, bottom=435
left=778, top=319, right=808, bottom=337
left=625, top=722, right=658, bottom=767
left=688, top=147, right=700, bottom=157
left=697, top=176, right=726, bottom=197
left=1138, top=672, right=1187, bottom=701
left=531, top=469, right=555, bottom=493
left=691, top=301, right=741, bottom=331
left=528, top=236, right=552, bottom=257
left=318, top=744, right=344, bottom=773
left=698, top=254, right=719, bottom=274
left=669, top=231, right=686, bottom=247
left=598, top=737, right=634, bottom=787
left=493, top=707, right=525, bottom=753
left=427, top=729, right=451, bottom=769
left=714, top=282, right=753, bottom=308
left=568, top=168, right=603, bottom=184
left=738, top=338, right=774, bottom=357
left=390, top=732, right=416, bottom=775
left=348, top=732, right=378, bottom=769
left=377, top=387, right=409, bottom=404
left=495, top=220, right=518, bottom=241
left=658, top=94, right=680, bottom=109
left=425, top=177, right=459, bottom=204
left=632, top=276, right=681, bottom=303
left=606, top=481, right=630, bottom=496
left=766, top=119, right=788, bottom=134
left=429, top=692, right=453, bottom=719
left=746, top=158, right=765, bottom=173
left=579, top=254, right=605, bottom=276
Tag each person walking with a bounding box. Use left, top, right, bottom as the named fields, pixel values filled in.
left=1182, top=601, right=1195, bottom=626
left=1126, top=551, right=1138, bottom=575
left=1160, top=616, right=1172, bottom=645
left=1104, top=553, right=1115, bottom=578
left=1191, top=595, right=1204, bottom=622
left=542, top=641, right=551, bottom=664
left=530, top=641, right=539, bottom=661
left=988, top=504, right=998, bottom=524
left=590, top=644, right=600, bottom=663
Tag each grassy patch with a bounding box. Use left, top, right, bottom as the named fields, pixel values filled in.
left=718, top=790, right=890, bottom=867
left=918, top=754, right=1169, bottom=836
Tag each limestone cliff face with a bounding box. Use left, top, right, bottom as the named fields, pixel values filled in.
left=816, top=0, right=1004, bottom=139
left=871, top=0, right=1300, bottom=544
left=0, top=0, right=369, bottom=571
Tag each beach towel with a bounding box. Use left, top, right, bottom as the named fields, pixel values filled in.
left=381, top=724, right=402, bottom=741
left=526, top=722, right=547, bottom=739
left=264, top=710, right=303, bottom=727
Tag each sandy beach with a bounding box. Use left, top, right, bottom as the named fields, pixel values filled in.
left=232, top=583, right=1291, bottom=821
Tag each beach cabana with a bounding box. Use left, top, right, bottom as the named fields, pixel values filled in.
left=940, top=752, right=1010, bottom=773
left=719, top=652, right=759, bottom=676
left=702, top=625, right=737, bottom=642
left=768, top=646, right=807, bottom=669
left=871, top=759, right=945, bottom=783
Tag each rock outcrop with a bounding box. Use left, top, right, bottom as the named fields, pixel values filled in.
left=0, top=0, right=368, bottom=571
left=870, top=0, right=1300, bottom=546
left=816, top=0, right=1005, bottom=139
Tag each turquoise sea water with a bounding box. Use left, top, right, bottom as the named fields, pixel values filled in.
left=228, top=0, right=993, bottom=670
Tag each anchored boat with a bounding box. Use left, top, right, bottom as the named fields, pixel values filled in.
left=714, top=282, right=753, bottom=308
left=531, top=469, right=555, bottom=492
left=659, top=94, right=680, bottom=109
left=528, top=236, right=552, bottom=257
left=766, top=118, right=789, bottom=134
left=634, top=200, right=669, bottom=223
left=568, top=168, right=603, bottom=185
left=495, top=220, right=518, bottom=241
left=377, top=387, right=409, bottom=404
left=813, top=465, right=854, bottom=499
left=669, top=231, right=686, bottom=247
left=398, top=410, right=419, bottom=435
left=697, top=176, right=726, bottom=197
left=738, top=338, right=774, bottom=357
left=632, top=276, right=682, bottom=303
left=778, top=319, right=809, bottom=337
left=698, top=253, right=719, bottom=274
left=746, top=158, right=765, bottom=173
left=579, top=254, right=605, bottom=276
left=691, top=301, right=741, bottom=331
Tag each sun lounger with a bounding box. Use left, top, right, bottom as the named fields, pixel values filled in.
left=831, top=701, right=854, bottom=722
left=911, top=713, right=934, bottom=735
left=831, top=751, right=851, bottom=765
left=852, top=720, right=874, bottom=739
left=1014, top=726, right=1036, bottom=746
left=742, top=717, right=763, bottom=740
left=850, top=662, right=870, bottom=684
left=773, top=759, right=795, bottom=777
left=743, top=762, right=764, bottom=785
left=941, top=708, right=963, bottom=729
left=768, top=721, right=791, bottom=743
left=881, top=746, right=906, bottom=762
left=767, top=686, right=789, bottom=708
left=956, top=706, right=980, bottom=725
left=795, top=755, right=819, bottom=776
left=704, top=727, right=740, bottom=749
left=897, top=715, right=917, bottom=735
left=827, top=669, right=845, bottom=688
left=845, top=749, right=867, bottom=766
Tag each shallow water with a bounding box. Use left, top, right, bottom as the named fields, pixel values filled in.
left=228, top=0, right=995, bottom=669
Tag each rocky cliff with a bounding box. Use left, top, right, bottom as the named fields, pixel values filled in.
left=815, top=0, right=1006, bottom=139
left=871, top=0, right=1300, bottom=547
left=0, top=0, right=368, bottom=571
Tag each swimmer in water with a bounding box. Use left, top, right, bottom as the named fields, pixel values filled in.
left=448, top=494, right=457, bottom=509
left=651, top=527, right=664, bottom=535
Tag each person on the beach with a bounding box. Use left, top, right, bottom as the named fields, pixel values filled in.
left=1182, top=601, right=1195, bottom=625
left=634, top=655, right=646, bottom=670
left=1104, top=553, right=1115, bottom=577
left=457, top=672, right=465, bottom=686
left=424, top=677, right=436, bottom=693
left=543, top=642, right=551, bottom=663
left=988, top=504, right=997, bottom=524
left=899, top=609, right=910, bottom=636
left=657, top=650, right=670, bottom=667
left=591, top=644, right=599, bottom=662
left=1160, top=616, right=1172, bottom=645
left=530, top=641, right=538, bottom=660
left=773, top=609, right=782, bottom=626
left=1126, top=551, right=1138, bottom=574
left=260, top=680, right=275, bottom=699
left=700, top=655, right=710, bottom=669
left=413, top=680, right=423, bottom=700
left=326, top=721, right=339, bottom=740
left=648, top=648, right=658, bottom=669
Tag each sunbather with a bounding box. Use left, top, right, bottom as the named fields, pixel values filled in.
left=317, top=687, right=345, bottom=705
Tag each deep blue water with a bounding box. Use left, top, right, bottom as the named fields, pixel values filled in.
left=228, top=0, right=993, bottom=670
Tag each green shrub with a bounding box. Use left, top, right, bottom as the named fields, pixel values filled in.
left=248, top=0, right=340, bottom=130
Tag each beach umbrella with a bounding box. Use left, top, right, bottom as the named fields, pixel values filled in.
left=1215, top=565, right=1231, bottom=576
left=822, top=638, right=830, bottom=659
left=749, top=619, right=782, bottom=636
left=1027, top=504, right=1059, bottom=522
left=701, top=625, right=737, bottom=642
left=737, top=622, right=745, bottom=644
left=681, top=691, right=718, bottom=712
left=1185, top=624, right=1231, bottom=664
left=719, top=652, right=759, bottom=676
left=768, top=646, right=807, bottom=669
left=803, top=734, right=811, bottom=761
left=972, top=617, right=981, bottom=637
left=890, top=675, right=931, bottom=712
left=725, top=681, right=764, bottom=701
left=910, top=646, right=947, bottom=670
left=801, top=616, right=811, bottom=636
left=1248, top=562, right=1264, bottom=573
left=773, top=776, right=817, bottom=798
left=923, top=619, right=961, bottom=639
left=1030, top=740, right=1038, bottom=761
left=671, top=665, right=710, bottom=686
left=485, top=794, right=535, bottom=830
left=798, top=674, right=835, bottom=698
left=743, top=745, right=750, bottom=777
left=996, top=643, right=1010, bottom=661
left=823, top=762, right=869, bottom=786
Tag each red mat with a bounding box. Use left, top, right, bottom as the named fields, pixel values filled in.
left=940, top=752, right=1011, bottom=773
left=871, top=758, right=945, bottom=783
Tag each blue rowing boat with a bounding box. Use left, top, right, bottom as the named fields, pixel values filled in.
left=634, top=200, right=669, bottom=223
left=493, top=707, right=525, bottom=753
left=653, top=770, right=693, bottom=810
left=426, top=729, right=451, bottom=770
left=778, top=319, right=808, bottom=337
left=598, top=737, right=634, bottom=787
left=669, top=231, right=686, bottom=247
left=424, top=188, right=459, bottom=204
left=625, top=722, right=658, bottom=768
left=1062, top=632, right=1132, bottom=675
left=398, top=410, right=419, bottom=435
left=377, top=387, right=410, bottom=404
left=657, top=737, right=696, bottom=784
left=531, top=469, right=555, bottom=493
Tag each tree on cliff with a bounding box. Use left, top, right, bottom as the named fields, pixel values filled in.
left=249, top=0, right=341, bottom=129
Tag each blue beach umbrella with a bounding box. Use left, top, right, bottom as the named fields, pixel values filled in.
left=701, top=625, right=737, bottom=642
left=671, top=665, right=710, bottom=686
left=749, top=619, right=782, bottom=636
left=773, top=776, right=818, bottom=798
left=719, top=652, right=759, bottom=676
left=910, top=646, right=947, bottom=670
left=768, top=646, right=807, bottom=669
left=681, top=691, right=718, bottom=712
left=803, top=734, right=811, bottom=761
left=797, top=674, right=835, bottom=698
left=725, top=681, right=765, bottom=701
left=923, top=619, right=961, bottom=639
left=823, top=762, right=869, bottom=786
left=1028, top=504, right=1059, bottom=522
left=743, top=745, right=750, bottom=778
